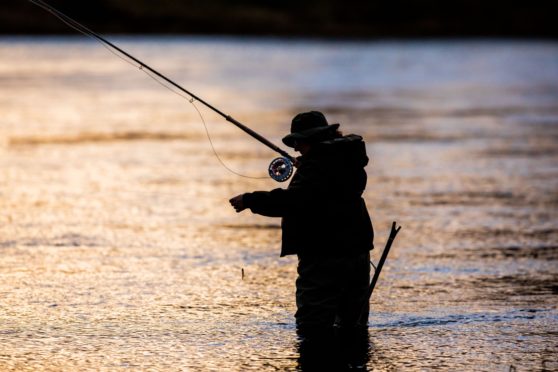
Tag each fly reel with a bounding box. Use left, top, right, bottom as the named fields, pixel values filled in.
left=268, top=157, right=293, bottom=182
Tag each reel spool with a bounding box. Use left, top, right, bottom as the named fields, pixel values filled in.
left=268, top=157, right=293, bottom=182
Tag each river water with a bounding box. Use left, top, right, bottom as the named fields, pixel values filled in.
left=1, top=37, right=557, bottom=371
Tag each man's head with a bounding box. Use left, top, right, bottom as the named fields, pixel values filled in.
left=282, top=111, right=340, bottom=154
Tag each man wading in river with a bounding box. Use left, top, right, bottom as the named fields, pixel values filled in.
left=229, top=111, right=374, bottom=337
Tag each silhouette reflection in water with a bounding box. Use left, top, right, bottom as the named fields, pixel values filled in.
left=297, top=326, right=371, bottom=371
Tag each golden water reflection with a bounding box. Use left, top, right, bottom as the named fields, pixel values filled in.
left=1, top=38, right=557, bottom=370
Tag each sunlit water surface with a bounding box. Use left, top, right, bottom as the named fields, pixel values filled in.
left=1, top=37, right=557, bottom=371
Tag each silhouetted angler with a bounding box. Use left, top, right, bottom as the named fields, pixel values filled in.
left=230, top=111, right=374, bottom=335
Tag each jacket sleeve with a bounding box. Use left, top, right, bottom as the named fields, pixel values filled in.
left=243, top=188, right=301, bottom=217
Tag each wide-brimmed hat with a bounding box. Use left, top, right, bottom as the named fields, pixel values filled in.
left=282, top=111, right=340, bottom=148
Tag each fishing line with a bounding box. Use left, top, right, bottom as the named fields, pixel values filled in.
left=29, top=0, right=285, bottom=180
left=139, top=65, right=268, bottom=179
left=190, top=102, right=269, bottom=179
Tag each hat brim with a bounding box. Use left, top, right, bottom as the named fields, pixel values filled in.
left=282, top=123, right=340, bottom=148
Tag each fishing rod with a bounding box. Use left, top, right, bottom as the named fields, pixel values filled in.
left=361, top=221, right=401, bottom=317
left=28, top=0, right=295, bottom=182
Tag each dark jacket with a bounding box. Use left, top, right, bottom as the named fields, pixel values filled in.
left=243, top=134, right=374, bottom=258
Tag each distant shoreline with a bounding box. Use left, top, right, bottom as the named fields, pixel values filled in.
left=2, top=0, right=555, bottom=38
left=1, top=34, right=557, bottom=43
left=2, top=31, right=557, bottom=40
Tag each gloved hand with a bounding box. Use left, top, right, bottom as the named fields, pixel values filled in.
left=229, top=194, right=246, bottom=213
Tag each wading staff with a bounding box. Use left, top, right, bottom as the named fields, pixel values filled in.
left=361, top=221, right=401, bottom=316
left=28, top=0, right=295, bottom=182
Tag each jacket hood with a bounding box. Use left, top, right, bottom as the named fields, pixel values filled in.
left=310, top=134, right=369, bottom=168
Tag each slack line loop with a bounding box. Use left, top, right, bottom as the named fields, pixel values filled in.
left=29, top=0, right=295, bottom=182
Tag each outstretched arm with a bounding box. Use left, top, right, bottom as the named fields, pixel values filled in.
left=229, top=157, right=322, bottom=217
left=229, top=188, right=300, bottom=217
